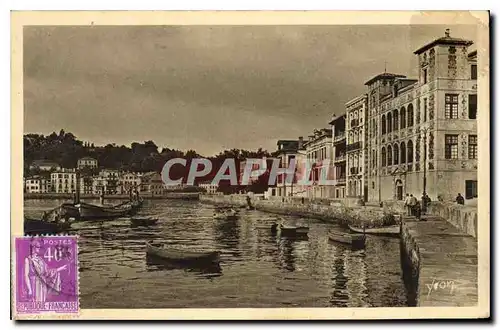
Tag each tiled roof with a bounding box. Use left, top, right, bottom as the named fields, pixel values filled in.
left=414, top=36, right=473, bottom=55
left=364, top=73, right=406, bottom=86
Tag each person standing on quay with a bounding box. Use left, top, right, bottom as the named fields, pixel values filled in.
left=421, top=193, right=431, bottom=215
left=404, top=194, right=411, bottom=216
left=409, top=194, right=418, bottom=216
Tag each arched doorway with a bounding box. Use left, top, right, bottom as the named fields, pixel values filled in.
left=395, top=179, right=404, bottom=200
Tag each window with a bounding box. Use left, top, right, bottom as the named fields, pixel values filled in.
left=381, top=147, right=386, bottom=166
left=423, top=68, right=428, bottom=84
left=407, top=104, right=414, bottom=127
left=468, top=135, right=477, bottom=159
left=393, top=144, right=399, bottom=165
left=469, top=94, right=477, bottom=119
left=445, top=94, right=459, bottom=119
left=393, top=110, right=399, bottom=131
left=445, top=134, right=459, bottom=159
left=387, top=146, right=392, bottom=165
left=400, top=142, right=406, bottom=163
left=387, top=113, right=392, bottom=133
left=381, top=115, right=386, bottom=134
left=471, top=64, right=477, bottom=80
left=423, top=98, right=427, bottom=122
left=407, top=140, right=414, bottom=163
left=465, top=180, right=478, bottom=199
left=400, top=107, right=406, bottom=129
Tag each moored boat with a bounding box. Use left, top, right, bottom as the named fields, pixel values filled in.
left=271, top=223, right=309, bottom=237
left=76, top=200, right=142, bottom=220
left=348, top=224, right=400, bottom=236
left=146, top=242, right=220, bottom=265
left=329, top=231, right=366, bottom=250
left=130, top=217, right=159, bottom=226
left=24, top=217, right=71, bottom=236
left=213, top=209, right=239, bottom=220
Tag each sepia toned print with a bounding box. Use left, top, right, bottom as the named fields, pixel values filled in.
left=11, top=11, right=489, bottom=320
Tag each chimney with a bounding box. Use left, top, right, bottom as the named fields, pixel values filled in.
left=298, top=136, right=304, bottom=150
left=445, top=28, right=450, bottom=38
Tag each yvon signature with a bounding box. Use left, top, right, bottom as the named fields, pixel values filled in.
left=426, top=279, right=458, bottom=297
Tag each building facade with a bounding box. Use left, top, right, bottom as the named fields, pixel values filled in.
left=365, top=30, right=477, bottom=202
left=140, top=172, right=164, bottom=196
left=268, top=139, right=308, bottom=198
left=25, top=176, right=51, bottom=193
left=330, top=115, right=347, bottom=199
left=118, top=172, right=142, bottom=194
left=345, top=94, right=368, bottom=200
left=51, top=169, right=78, bottom=194
left=303, top=129, right=334, bottom=199
left=199, top=182, right=219, bottom=194
left=77, top=157, right=98, bottom=169
left=29, top=160, right=60, bottom=172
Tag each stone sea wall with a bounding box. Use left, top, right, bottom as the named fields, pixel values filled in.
left=200, top=194, right=393, bottom=227
left=427, top=202, right=478, bottom=238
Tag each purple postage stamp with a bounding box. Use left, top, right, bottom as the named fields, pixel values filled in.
left=15, top=236, right=79, bottom=314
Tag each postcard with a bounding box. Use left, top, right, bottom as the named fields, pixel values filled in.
left=11, top=10, right=490, bottom=320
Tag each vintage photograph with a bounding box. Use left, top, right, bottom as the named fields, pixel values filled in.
left=12, top=11, right=489, bottom=320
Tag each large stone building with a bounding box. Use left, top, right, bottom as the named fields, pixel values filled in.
left=303, top=128, right=334, bottom=199
left=268, top=139, right=308, bottom=198
left=25, top=175, right=51, bottom=193
left=345, top=94, right=368, bottom=201
left=329, top=115, right=347, bottom=199
left=51, top=169, right=78, bottom=194
left=364, top=29, right=477, bottom=202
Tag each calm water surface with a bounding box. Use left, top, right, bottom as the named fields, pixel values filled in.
left=24, top=199, right=407, bottom=308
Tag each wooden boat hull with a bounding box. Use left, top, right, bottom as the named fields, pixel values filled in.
left=24, top=218, right=70, bottom=235
left=76, top=201, right=141, bottom=220
left=130, top=217, right=159, bottom=226
left=146, top=254, right=222, bottom=274
left=348, top=224, right=400, bottom=236
left=273, top=224, right=309, bottom=237
left=146, top=243, right=220, bottom=265
left=329, top=232, right=366, bottom=250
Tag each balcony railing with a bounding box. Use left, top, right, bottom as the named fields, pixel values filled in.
left=333, top=132, right=346, bottom=143
left=334, top=154, right=346, bottom=163
left=349, top=167, right=360, bottom=175
left=346, top=141, right=362, bottom=152
left=336, top=177, right=346, bottom=184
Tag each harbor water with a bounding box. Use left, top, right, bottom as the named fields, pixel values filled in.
left=23, top=199, right=408, bottom=308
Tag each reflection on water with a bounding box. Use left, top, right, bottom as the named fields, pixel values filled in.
left=23, top=199, right=407, bottom=308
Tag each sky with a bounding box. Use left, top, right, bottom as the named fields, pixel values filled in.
left=24, top=24, right=477, bottom=156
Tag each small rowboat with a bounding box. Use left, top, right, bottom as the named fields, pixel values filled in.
left=130, top=217, right=159, bottom=226
left=271, top=223, right=309, bottom=237
left=146, top=242, right=221, bottom=265
left=329, top=231, right=366, bottom=250
left=348, top=224, right=400, bottom=236
left=213, top=210, right=239, bottom=220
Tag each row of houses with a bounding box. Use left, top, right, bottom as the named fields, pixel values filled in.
left=24, top=169, right=167, bottom=196
left=26, top=156, right=221, bottom=196
left=269, top=29, right=478, bottom=203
